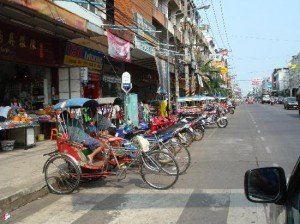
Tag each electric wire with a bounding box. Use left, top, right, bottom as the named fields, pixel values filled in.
left=209, top=0, right=225, bottom=47
left=218, top=0, right=231, bottom=50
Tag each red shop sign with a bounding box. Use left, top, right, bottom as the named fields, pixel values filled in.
left=0, top=22, right=61, bottom=66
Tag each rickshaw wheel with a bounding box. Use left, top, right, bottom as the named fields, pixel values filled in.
left=140, top=150, right=179, bottom=190
left=44, top=155, right=81, bottom=194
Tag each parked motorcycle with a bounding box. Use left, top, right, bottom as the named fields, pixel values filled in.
left=202, top=106, right=228, bottom=128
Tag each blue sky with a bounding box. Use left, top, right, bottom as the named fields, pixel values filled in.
left=196, top=0, right=300, bottom=95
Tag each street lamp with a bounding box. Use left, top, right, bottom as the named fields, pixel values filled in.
left=166, top=5, right=210, bottom=110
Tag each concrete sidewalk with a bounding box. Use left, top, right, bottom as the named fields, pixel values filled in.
left=0, top=141, right=56, bottom=212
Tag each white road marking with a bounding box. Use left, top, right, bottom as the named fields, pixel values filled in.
left=108, top=188, right=194, bottom=224
left=260, top=137, right=265, bottom=141
left=273, top=163, right=279, bottom=167
left=255, top=125, right=258, bottom=128
left=257, top=130, right=261, bottom=134
left=15, top=188, right=269, bottom=224
left=227, top=189, right=267, bottom=224
left=265, top=146, right=271, bottom=154
left=16, top=187, right=121, bottom=224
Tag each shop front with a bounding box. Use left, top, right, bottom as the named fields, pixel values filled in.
left=101, top=56, right=124, bottom=98
left=0, top=21, right=65, bottom=149
left=60, top=42, right=104, bottom=100
left=0, top=21, right=64, bottom=109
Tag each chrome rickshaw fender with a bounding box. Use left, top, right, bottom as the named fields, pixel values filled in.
left=43, top=153, right=82, bottom=174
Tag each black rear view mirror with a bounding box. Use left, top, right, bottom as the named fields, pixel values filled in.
left=244, top=167, right=287, bottom=204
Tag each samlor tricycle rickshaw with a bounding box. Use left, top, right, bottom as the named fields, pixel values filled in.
left=43, top=98, right=179, bottom=194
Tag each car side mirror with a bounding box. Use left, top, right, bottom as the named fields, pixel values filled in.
left=244, top=167, right=287, bottom=204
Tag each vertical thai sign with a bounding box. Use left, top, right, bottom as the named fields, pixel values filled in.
left=155, top=57, right=168, bottom=94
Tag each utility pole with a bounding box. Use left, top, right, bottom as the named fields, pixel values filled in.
left=184, top=0, right=190, bottom=97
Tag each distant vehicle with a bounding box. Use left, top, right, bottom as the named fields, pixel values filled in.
left=283, top=97, right=298, bottom=110
left=261, top=94, right=271, bottom=104
left=244, top=156, right=300, bottom=224
left=277, top=97, right=284, bottom=104
left=247, top=97, right=254, bottom=104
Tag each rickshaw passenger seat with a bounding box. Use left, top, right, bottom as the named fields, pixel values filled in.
left=50, top=128, right=58, bottom=140
left=108, top=137, right=123, bottom=142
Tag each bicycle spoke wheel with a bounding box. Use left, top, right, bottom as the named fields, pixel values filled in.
left=140, top=150, right=179, bottom=190
left=180, top=131, right=193, bottom=147
left=44, top=155, right=81, bottom=194
left=193, top=128, right=204, bottom=141
left=166, top=140, right=191, bottom=174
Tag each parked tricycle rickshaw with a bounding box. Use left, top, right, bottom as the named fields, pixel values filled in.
left=43, top=98, right=179, bottom=194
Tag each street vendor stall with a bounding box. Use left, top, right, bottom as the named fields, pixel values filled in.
left=0, top=108, right=39, bottom=150
left=177, top=95, right=207, bottom=114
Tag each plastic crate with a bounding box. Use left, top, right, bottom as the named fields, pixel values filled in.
left=1, top=140, right=15, bottom=151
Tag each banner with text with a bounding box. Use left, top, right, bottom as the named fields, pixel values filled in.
left=155, top=57, right=168, bottom=94
left=107, top=31, right=131, bottom=63
left=64, top=42, right=103, bottom=74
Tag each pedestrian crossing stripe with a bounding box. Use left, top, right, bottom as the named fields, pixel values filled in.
left=15, top=189, right=267, bottom=224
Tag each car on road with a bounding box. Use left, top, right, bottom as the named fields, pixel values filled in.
left=247, top=97, right=254, bottom=104
left=261, top=94, right=271, bottom=104
left=283, top=97, right=298, bottom=110
left=277, top=97, right=284, bottom=104
left=244, top=157, right=300, bottom=224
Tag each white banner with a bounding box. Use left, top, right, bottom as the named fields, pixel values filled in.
left=197, top=74, right=204, bottom=88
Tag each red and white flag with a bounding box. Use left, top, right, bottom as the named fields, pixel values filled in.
left=220, top=49, right=229, bottom=56
left=107, top=31, right=131, bottom=62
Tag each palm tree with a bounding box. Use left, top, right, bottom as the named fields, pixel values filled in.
left=198, top=59, right=224, bottom=95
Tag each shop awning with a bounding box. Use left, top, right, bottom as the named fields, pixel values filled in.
left=0, top=1, right=98, bottom=41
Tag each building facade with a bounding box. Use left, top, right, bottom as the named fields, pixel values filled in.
left=289, top=53, right=300, bottom=96
left=0, top=0, right=225, bottom=105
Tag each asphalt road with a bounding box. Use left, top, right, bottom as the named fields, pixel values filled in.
left=9, top=103, right=300, bottom=224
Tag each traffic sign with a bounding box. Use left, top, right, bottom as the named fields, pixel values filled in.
left=121, top=83, right=132, bottom=93
left=122, top=72, right=131, bottom=84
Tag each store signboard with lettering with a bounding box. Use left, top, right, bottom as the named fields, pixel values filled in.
left=135, top=37, right=155, bottom=57
left=64, top=42, right=104, bottom=74
left=0, top=22, right=60, bottom=66
left=102, top=75, right=122, bottom=84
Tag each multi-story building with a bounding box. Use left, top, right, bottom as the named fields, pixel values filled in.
left=0, top=0, right=217, bottom=106
left=271, top=68, right=289, bottom=95
left=288, top=53, right=300, bottom=96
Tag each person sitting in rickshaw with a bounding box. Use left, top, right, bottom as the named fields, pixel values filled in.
left=61, top=111, right=106, bottom=164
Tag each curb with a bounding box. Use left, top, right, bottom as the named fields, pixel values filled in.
left=0, top=182, right=49, bottom=212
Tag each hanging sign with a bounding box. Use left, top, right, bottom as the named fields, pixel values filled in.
left=107, top=31, right=131, bottom=62
left=121, top=72, right=132, bottom=93
left=122, top=72, right=131, bottom=84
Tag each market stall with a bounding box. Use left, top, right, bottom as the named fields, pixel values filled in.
left=0, top=108, right=39, bottom=150
left=177, top=95, right=206, bottom=114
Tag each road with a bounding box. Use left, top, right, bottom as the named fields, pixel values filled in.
left=9, top=103, right=300, bottom=224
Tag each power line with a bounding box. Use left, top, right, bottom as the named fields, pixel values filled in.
left=209, top=0, right=226, bottom=47
left=198, top=0, right=219, bottom=48
left=218, top=0, right=231, bottom=50
left=227, top=35, right=300, bottom=43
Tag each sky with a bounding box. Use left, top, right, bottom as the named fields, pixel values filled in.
left=195, top=0, right=300, bottom=96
